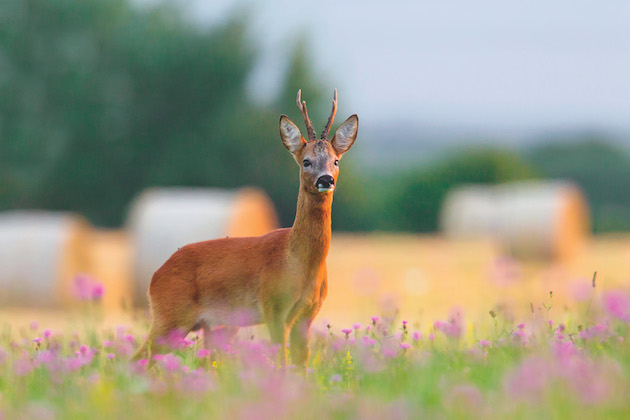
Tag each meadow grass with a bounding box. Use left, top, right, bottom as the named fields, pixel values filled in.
left=1, top=284, right=629, bottom=419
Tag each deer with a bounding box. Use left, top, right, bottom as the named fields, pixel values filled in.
left=132, top=89, right=359, bottom=371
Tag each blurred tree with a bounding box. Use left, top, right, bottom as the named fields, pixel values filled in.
left=527, top=139, right=630, bottom=232
left=386, top=148, right=538, bottom=232
left=0, top=0, right=333, bottom=228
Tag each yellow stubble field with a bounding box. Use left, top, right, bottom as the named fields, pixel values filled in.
left=2, top=232, right=630, bottom=334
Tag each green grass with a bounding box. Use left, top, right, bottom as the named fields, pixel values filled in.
left=1, top=291, right=629, bottom=419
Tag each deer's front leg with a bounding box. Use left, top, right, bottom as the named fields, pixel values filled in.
left=267, top=320, right=288, bottom=367
left=289, top=305, right=319, bottom=372
left=264, top=297, right=290, bottom=367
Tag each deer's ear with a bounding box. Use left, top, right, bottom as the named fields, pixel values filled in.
left=331, top=115, right=358, bottom=156
left=279, top=115, right=306, bottom=154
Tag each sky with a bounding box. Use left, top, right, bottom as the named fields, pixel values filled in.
left=179, top=0, right=630, bottom=137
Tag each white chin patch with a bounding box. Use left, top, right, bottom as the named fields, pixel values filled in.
left=317, top=186, right=335, bottom=193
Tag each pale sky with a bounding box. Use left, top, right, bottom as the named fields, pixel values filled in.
left=182, top=0, right=630, bottom=134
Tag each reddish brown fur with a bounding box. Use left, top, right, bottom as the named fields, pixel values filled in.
left=132, top=90, right=357, bottom=371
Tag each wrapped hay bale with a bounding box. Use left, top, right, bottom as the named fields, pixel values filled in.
left=127, top=187, right=278, bottom=305
left=440, top=181, right=589, bottom=260
left=0, top=211, right=91, bottom=307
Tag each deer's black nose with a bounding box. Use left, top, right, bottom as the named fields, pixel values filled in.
left=316, top=175, right=335, bottom=189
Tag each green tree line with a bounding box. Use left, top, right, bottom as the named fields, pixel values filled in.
left=1, top=0, right=628, bottom=233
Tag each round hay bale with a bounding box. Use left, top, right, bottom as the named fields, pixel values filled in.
left=0, top=211, right=91, bottom=307
left=440, top=181, right=590, bottom=260
left=127, top=187, right=278, bottom=305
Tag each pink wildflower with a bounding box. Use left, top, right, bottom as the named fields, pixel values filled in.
left=361, top=336, right=377, bottom=346
left=91, top=282, right=105, bottom=300
left=433, top=314, right=463, bottom=338
left=73, top=274, right=94, bottom=301
left=371, top=316, right=379, bottom=325
left=446, top=384, right=483, bottom=409
left=107, top=353, right=115, bottom=360
left=14, top=356, right=35, bottom=376
left=479, top=339, right=491, bottom=349
left=412, top=331, right=421, bottom=341
left=162, top=354, right=180, bottom=372
left=569, top=279, right=593, bottom=302
left=353, top=323, right=362, bottom=330
left=602, top=290, right=630, bottom=322
left=400, top=342, right=411, bottom=350
left=330, top=374, right=342, bottom=383
left=197, top=349, right=211, bottom=358
left=43, top=329, right=52, bottom=339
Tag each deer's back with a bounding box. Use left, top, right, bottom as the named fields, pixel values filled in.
left=148, top=228, right=291, bottom=315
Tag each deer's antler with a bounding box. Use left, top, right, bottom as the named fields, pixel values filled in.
left=321, top=88, right=337, bottom=140
left=296, top=89, right=317, bottom=141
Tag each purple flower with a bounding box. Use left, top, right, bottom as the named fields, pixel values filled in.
left=602, top=290, right=630, bottom=322
left=361, top=336, right=377, bottom=346
left=341, top=328, right=353, bottom=337
left=107, top=353, right=115, bottom=360
left=433, top=307, right=465, bottom=339
left=412, top=331, right=421, bottom=341
left=371, top=316, right=379, bottom=325
left=73, top=274, right=94, bottom=301
left=36, top=350, right=56, bottom=366
left=517, top=323, right=525, bottom=330
left=353, top=323, right=362, bottom=330
left=400, top=342, right=411, bottom=349
left=73, top=274, right=105, bottom=302
left=33, top=337, right=43, bottom=345
left=92, top=283, right=105, bottom=300
left=479, top=339, right=491, bottom=349
left=14, top=357, right=35, bottom=376
left=504, top=357, right=551, bottom=400
left=330, top=374, right=342, bottom=383
left=197, top=349, right=211, bottom=358
left=445, top=384, right=483, bottom=409
left=161, top=354, right=180, bottom=372
left=43, top=329, right=52, bottom=339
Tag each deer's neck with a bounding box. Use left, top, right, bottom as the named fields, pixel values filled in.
left=288, top=187, right=333, bottom=268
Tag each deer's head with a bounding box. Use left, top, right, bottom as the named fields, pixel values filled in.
left=279, top=89, right=359, bottom=195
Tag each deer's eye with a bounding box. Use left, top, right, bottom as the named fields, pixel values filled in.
left=334, top=159, right=339, bottom=166
left=303, top=159, right=311, bottom=167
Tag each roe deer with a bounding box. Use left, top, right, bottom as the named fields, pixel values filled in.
left=132, top=89, right=358, bottom=370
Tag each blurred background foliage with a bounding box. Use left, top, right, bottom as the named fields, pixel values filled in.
left=0, top=0, right=628, bottom=233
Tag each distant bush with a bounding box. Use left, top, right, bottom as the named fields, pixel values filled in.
left=0, top=0, right=331, bottom=228
left=382, top=148, right=538, bottom=232
left=526, top=139, right=630, bottom=232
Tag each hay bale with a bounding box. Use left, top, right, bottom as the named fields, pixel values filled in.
left=127, top=187, right=278, bottom=305
left=440, top=181, right=590, bottom=260
left=0, top=211, right=91, bottom=307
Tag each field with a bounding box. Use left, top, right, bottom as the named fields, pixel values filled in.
left=1, top=234, right=630, bottom=418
